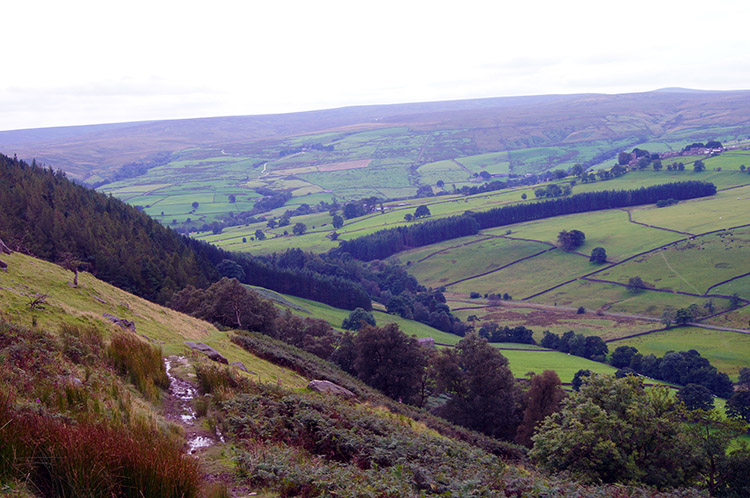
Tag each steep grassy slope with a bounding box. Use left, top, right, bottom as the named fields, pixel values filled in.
left=2, top=252, right=708, bottom=497
left=0, top=251, right=305, bottom=386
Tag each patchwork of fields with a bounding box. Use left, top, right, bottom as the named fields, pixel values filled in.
left=98, top=124, right=750, bottom=231
left=93, top=126, right=750, bottom=384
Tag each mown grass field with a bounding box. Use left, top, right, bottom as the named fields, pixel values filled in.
left=596, top=227, right=750, bottom=294
left=615, top=326, right=750, bottom=380
left=500, top=349, right=618, bottom=382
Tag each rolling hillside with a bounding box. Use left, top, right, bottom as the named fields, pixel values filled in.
left=3, top=89, right=750, bottom=231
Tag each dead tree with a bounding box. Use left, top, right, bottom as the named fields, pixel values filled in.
left=0, top=237, right=10, bottom=270
left=59, top=252, right=86, bottom=288
left=0, top=237, right=11, bottom=254
left=26, top=293, right=48, bottom=310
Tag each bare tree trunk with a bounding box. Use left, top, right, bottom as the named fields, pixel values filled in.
left=0, top=238, right=11, bottom=254
left=73, top=269, right=79, bottom=288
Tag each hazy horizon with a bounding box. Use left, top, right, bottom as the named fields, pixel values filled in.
left=4, top=0, right=749, bottom=132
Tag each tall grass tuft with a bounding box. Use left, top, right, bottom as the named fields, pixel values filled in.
left=194, top=362, right=252, bottom=397
left=0, top=392, right=201, bottom=498
left=59, top=323, right=105, bottom=366
left=108, top=332, right=169, bottom=402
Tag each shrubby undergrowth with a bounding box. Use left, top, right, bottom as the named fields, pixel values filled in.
left=0, top=319, right=202, bottom=498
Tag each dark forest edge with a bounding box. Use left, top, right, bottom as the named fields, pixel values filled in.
left=336, top=181, right=718, bottom=261
left=0, top=154, right=470, bottom=333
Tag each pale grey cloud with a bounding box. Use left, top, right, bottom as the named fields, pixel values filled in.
left=2, top=0, right=749, bottom=131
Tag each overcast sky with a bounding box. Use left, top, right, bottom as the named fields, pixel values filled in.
left=2, top=0, right=749, bottom=131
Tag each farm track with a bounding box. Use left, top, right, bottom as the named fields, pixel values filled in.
left=659, top=251, right=701, bottom=293
left=451, top=158, right=473, bottom=175
left=450, top=298, right=750, bottom=339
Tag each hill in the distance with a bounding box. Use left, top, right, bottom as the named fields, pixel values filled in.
left=2, top=88, right=749, bottom=183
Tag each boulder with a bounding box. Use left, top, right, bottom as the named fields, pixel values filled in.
left=184, top=341, right=228, bottom=364
left=307, top=380, right=356, bottom=398
left=230, top=361, right=255, bottom=374
left=103, top=313, right=136, bottom=331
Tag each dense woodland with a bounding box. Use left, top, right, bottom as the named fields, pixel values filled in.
left=338, top=181, right=717, bottom=260
left=0, top=154, right=370, bottom=310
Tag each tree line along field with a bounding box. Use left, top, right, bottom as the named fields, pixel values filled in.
left=250, top=284, right=626, bottom=383
left=191, top=160, right=749, bottom=256
left=381, top=179, right=750, bottom=379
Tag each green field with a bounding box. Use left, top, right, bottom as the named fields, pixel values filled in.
left=500, top=349, right=618, bottom=382
left=616, top=326, right=750, bottom=380
left=630, top=185, right=750, bottom=234
left=486, top=209, right=683, bottom=262
left=406, top=236, right=548, bottom=288
left=596, top=228, right=750, bottom=294
left=447, top=249, right=592, bottom=298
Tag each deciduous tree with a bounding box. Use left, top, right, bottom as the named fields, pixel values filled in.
left=678, top=383, right=715, bottom=411
left=341, top=307, right=376, bottom=331
left=353, top=324, right=426, bottom=404
left=589, top=246, right=607, bottom=263
left=531, top=374, right=700, bottom=488
left=434, top=334, right=520, bottom=440
left=516, top=370, right=563, bottom=446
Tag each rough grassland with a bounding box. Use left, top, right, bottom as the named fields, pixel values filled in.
left=0, top=252, right=306, bottom=387
left=449, top=301, right=659, bottom=341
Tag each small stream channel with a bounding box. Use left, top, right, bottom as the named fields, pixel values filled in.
left=164, top=356, right=223, bottom=453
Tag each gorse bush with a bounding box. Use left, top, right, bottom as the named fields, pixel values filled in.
left=109, top=332, right=169, bottom=402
